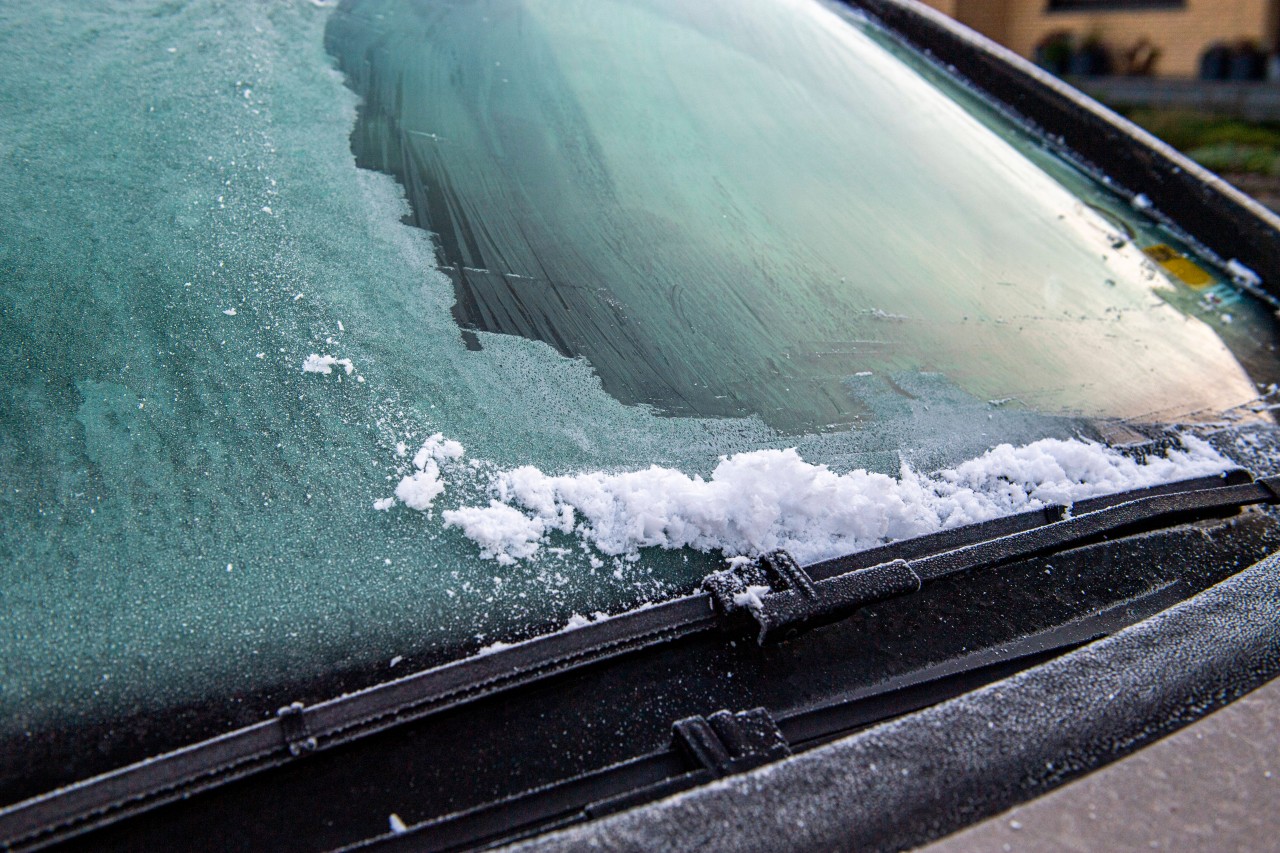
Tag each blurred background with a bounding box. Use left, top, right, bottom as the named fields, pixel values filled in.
left=919, top=0, right=1280, bottom=210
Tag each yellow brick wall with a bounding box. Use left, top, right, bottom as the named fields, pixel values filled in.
left=916, top=0, right=1279, bottom=77
left=919, top=0, right=961, bottom=15
left=950, top=0, right=1017, bottom=43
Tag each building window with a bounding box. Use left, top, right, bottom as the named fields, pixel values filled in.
left=1048, top=0, right=1186, bottom=10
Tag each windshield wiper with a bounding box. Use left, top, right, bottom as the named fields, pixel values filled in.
left=709, top=470, right=1277, bottom=643
left=340, top=580, right=1189, bottom=853
left=2, top=470, right=1274, bottom=851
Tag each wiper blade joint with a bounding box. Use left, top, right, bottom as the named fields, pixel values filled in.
left=708, top=473, right=1280, bottom=644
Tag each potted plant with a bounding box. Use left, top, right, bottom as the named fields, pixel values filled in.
left=1228, top=40, right=1267, bottom=81
left=1034, top=31, right=1074, bottom=76
left=1200, top=42, right=1232, bottom=79
left=1070, top=31, right=1111, bottom=77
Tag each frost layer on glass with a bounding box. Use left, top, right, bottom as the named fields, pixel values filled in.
left=329, top=0, right=1266, bottom=433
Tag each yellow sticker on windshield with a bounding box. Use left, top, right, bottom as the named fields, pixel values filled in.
left=1142, top=244, right=1213, bottom=288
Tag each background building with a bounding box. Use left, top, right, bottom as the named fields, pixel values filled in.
left=920, top=0, right=1279, bottom=78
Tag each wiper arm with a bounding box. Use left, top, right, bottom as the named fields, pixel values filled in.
left=708, top=472, right=1279, bottom=643
left=2, top=470, right=1273, bottom=850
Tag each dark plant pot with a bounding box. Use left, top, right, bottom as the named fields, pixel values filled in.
left=1034, top=45, right=1072, bottom=76
left=1200, top=45, right=1232, bottom=80
left=1228, top=49, right=1266, bottom=81
left=1069, top=45, right=1110, bottom=77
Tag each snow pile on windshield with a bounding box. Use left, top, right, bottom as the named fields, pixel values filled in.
left=389, top=433, right=465, bottom=513
left=444, top=501, right=546, bottom=562
left=395, top=435, right=1230, bottom=566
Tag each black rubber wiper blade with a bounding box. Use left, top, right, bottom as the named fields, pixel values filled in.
left=340, top=581, right=1189, bottom=853
left=0, top=595, right=720, bottom=851
left=713, top=474, right=1280, bottom=643
left=806, top=469, right=1254, bottom=580
left=1, top=470, right=1270, bottom=851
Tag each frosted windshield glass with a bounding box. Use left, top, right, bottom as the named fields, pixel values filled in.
left=1, top=0, right=1276, bottom=767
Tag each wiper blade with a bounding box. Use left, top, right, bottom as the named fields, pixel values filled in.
left=1, top=470, right=1272, bottom=850
left=796, top=469, right=1255, bottom=578
left=710, top=472, right=1279, bottom=643
left=340, top=581, right=1190, bottom=853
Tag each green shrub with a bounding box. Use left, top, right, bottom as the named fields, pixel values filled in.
left=1122, top=109, right=1280, bottom=174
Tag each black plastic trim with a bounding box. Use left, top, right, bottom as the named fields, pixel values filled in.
left=509, top=551, right=1280, bottom=853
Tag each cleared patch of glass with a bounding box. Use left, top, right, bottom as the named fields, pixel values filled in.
left=330, top=0, right=1277, bottom=433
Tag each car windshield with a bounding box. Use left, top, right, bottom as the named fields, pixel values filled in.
left=2, top=0, right=1277, bottom=788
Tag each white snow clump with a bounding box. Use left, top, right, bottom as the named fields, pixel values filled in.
left=390, top=433, right=467, bottom=514
left=302, top=354, right=354, bottom=375
left=440, top=435, right=1228, bottom=565
left=395, top=464, right=444, bottom=512
left=412, top=432, right=465, bottom=468
left=442, top=501, right=545, bottom=565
